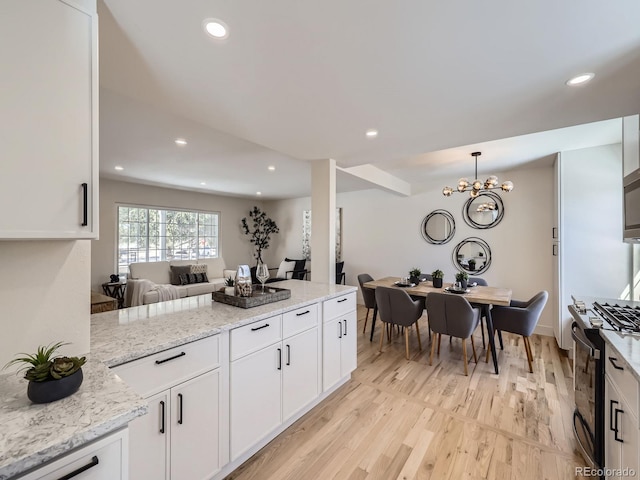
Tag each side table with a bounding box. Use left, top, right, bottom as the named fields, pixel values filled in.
left=102, top=282, right=126, bottom=309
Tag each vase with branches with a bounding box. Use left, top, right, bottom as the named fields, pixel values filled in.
left=241, top=206, right=280, bottom=264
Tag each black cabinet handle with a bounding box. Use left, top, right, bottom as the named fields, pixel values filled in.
left=80, top=183, right=88, bottom=227
left=277, top=348, right=282, bottom=370
left=155, top=351, right=186, bottom=365
left=177, top=393, right=183, bottom=425
left=338, top=320, right=342, bottom=338
left=286, top=344, right=291, bottom=365
left=57, top=456, right=99, bottom=480
left=614, top=407, right=624, bottom=443
left=610, top=399, right=618, bottom=432
left=343, top=319, right=347, bottom=336
left=552, top=244, right=558, bottom=257
left=609, top=357, right=624, bottom=370
left=337, top=298, right=347, bottom=303
left=552, top=227, right=557, bottom=239
left=296, top=310, right=310, bottom=316
left=160, top=400, right=166, bottom=434
left=251, top=323, right=270, bottom=331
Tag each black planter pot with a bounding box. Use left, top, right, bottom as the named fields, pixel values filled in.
left=433, top=277, right=443, bottom=288
left=27, top=368, right=83, bottom=404
left=458, top=279, right=468, bottom=290
left=409, top=276, right=420, bottom=285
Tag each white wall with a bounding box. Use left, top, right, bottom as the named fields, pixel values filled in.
left=92, top=180, right=266, bottom=291
left=0, top=240, right=90, bottom=367
left=269, top=165, right=556, bottom=335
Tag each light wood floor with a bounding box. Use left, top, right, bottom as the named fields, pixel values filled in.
left=226, top=306, right=589, bottom=480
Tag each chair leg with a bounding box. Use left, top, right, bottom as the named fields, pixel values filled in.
left=415, top=321, right=422, bottom=351
left=405, top=328, right=410, bottom=360
left=429, top=333, right=437, bottom=365
left=471, top=335, right=477, bottom=363
left=363, top=309, right=370, bottom=334
left=462, top=338, right=469, bottom=376
left=480, top=317, right=486, bottom=349
left=523, top=336, right=534, bottom=373
left=437, top=333, right=442, bottom=355
left=379, top=323, right=385, bottom=352
left=498, top=330, right=504, bottom=350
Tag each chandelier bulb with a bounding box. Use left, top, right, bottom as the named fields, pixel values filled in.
left=472, top=180, right=482, bottom=190
left=442, top=186, right=453, bottom=197
left=501, top=180, right=514, bottom=192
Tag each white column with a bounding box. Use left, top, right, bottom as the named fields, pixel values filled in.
left=310, top=159, right=336, bottom=284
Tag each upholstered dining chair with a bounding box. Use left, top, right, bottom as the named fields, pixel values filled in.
left=336, top=261, right=346, bottom=284
left=426, top=292, right=481, bottom=376
left=486, top=291, right=548, bottom=373
left=468, top=277, right=489, bottom=348
left=375, top=286, right=423, bottom=360
left=357, top=273, right=377, bottom=334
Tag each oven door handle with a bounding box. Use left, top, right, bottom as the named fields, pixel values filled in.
left=571, top=322, right=599, bottom=359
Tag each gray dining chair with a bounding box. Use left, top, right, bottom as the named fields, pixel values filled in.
left=375, top=286, right=423, bottom=360
left=468, top=277, right=489, bottom=349
left=487, top=291, right=548, bottom=373
left=357, top=273, right=377, bottom=334
left=426, top=292, right=481, bottom=376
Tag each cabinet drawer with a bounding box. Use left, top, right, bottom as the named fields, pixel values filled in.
left=323, top=293, right=356, bottom=321
left=606, top=354, right=639, bottom=419
left=231, top=315, right=282, bottom=361
left=283, top=303, right=318, bottom=338
left=18, top=429, right=127, bottom=480
left=113, top=335, right=220, bottom=398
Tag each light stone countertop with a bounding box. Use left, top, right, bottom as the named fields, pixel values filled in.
left=0, top=355, right=147, bottom=480
left=600, top=329, right=640, bottom=382
left=91, top=280, right=356, bottom=367
left=0, top=280, right=355, bottom=479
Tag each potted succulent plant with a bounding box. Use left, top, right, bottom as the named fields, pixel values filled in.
left=455, top=270, right=469, bottom=290
left=4, top=342, right=86, bottom=404
left=224, top=276, right=235, bottom=296
left=431, top=269, right=444, bottom=288
left=409, top=268, right=421, bottom=285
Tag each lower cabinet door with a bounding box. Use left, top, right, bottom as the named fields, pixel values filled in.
left=129, top=390, right=170, bottom=480
left=171, top=369, right=221, bottom=480
left=283, top=327, right=318, bottom=421
left=340, top=313, right=358, bottom=377
left=322, top=317, right=342, bottom=391
left=230, top=344, right=281, bottom=460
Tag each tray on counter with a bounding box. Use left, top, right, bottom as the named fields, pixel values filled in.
left=212, top=286, right=291, bottom=308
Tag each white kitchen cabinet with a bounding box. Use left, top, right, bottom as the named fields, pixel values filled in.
left=0, top=0, right=98, bottom=239
left=18, top=429, right=128, bottom=480
left=113, top=335, right=222, bottom=480
left=230, top=306, right=319, bottom=461
left=604, top=355, right=640, bottom=479
left=323, top=293, right=357, bottom=391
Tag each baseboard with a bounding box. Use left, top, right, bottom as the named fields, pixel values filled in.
left=534, top=325, right=554, bottom=337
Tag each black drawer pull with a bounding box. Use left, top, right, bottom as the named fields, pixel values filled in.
left=251, top=323, right=270, bottom=331
left=155, top=351, right=186, bottom=365
left=57, top=456, right=99, bottom=480
left=178, top=393, right=183, bottom=425
left=160, top=400, right=166, bottom=434
left=81, top=183, right=88, bottom=227
left=296, top=310, right=310, bottom=316
left=337, top=298, right=348, bottom=303
left=609, top=357, right=624, bottom=370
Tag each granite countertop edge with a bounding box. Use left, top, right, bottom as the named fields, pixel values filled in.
left=600, top=329, right=640, bottom=383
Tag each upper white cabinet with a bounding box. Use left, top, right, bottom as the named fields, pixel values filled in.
left=0, top=0, right=98, bottom=239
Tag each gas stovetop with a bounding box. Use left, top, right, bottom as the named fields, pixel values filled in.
left=593, top=302, right=640, bottom=333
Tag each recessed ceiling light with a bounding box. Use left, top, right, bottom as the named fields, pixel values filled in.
left=204, top=19, right=229, bottom=39
left=365, top=129, right=378, bottom=138
left=268, top=166, right=276, bottom=171
left=256, top=191, right=262, bottom=196
left=175, top=138, right=187, bottom=146
left=114, top=165, right=124, bottom=171
left=566, top=73, right=595, bottom=86
left=200, top=182, right=206, bottom=186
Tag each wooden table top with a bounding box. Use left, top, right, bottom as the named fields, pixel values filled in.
left=363, top=276, right=512, bottom=306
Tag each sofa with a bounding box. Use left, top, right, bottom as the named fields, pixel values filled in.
left=126, top=258, right=236, bottom=306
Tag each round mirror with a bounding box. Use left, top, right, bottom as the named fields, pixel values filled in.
left=420, top=209, right=455, bottom=245
left=452, top=237, right=492, bottom=274
left=462, top=191, right=504, bottom=229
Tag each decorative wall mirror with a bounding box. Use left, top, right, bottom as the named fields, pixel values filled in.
left=420, top=209, right=455, bottom=245
left=452, top=237, right=492, bottom=274
left=462, top=191, right=504, bottom=229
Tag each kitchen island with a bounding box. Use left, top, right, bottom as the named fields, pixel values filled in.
left=1, top=280, right=357, bottom=479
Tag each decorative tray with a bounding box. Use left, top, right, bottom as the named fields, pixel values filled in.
left=444, top=287, right=470, bottom=294
left=394, top=281, right=416, bottom=288
left=212, top=286, right=291, bottom=308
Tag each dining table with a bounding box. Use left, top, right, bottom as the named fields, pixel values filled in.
left=363, top=276, right=512, bottom=374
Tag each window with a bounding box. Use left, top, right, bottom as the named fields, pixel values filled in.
left=117, top=205, right=219, bottom=275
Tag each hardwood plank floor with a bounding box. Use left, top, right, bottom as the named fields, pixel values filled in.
left=226, top=306, right=589, bottom=480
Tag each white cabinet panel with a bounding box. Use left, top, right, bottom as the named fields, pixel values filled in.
left=340, top=315, right=358, bottom=377
left=282, top=327, right=318, bottom=421
left=128, top=391, right=169, bottom=480
left=0, top=0, right=98, bottom=238
left=323, top=316, right=343, bottom=391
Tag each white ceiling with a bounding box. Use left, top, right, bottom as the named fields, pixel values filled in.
left=98, top=0, right=640, bottom=199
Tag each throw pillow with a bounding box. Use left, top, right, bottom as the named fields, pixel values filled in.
left=276, top=260, right=296, bottom=279
left=190, top=264, right=208, bottom=275
left=178, top=272, right=209, bottom=285
left=170, top=265, right=193, bottom=285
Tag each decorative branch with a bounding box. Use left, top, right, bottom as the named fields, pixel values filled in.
left=241, top=206, right=280, bottom=264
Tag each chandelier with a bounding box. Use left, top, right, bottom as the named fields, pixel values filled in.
left=442, top=152, right=514, bottom=197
